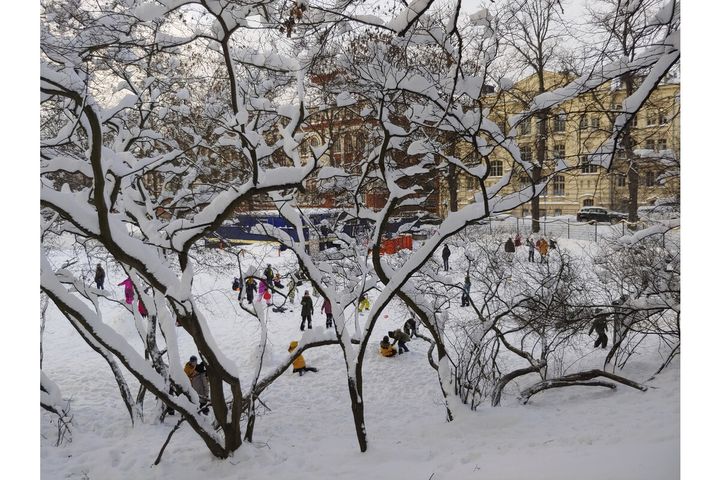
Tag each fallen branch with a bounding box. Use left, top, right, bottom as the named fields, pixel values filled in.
left=519, top=369, right=647, bottom=404
left=153, top=418, right=186, bottom=466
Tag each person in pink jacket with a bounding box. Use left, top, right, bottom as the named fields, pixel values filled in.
left=118, top=277, right=134, bottom=304
left=258, top=279, right=271, bottom=305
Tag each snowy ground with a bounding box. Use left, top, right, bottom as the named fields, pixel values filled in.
left=40, top=240, right=679, bottom=480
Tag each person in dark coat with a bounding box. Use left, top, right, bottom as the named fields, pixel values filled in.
left=321, top=297, right=334, bottom=328
left=388, top=329, right=411, bottom=354
left=245, top=277, right=257, bottom=304
left=504, top=237, right=515, bottom=253
left=589, top=311, right=609, bottom=349
left=94, top=264, right=105, bottom=290
left=461, top=274, right=471, bottom=307
left=441, top=245, right=451, bottom=271
left=263, top=264, right=274, bottom=285
left=300, top=290, right=314, bottom=331
left=514, top=233, right=522, bottom=248
left=403, top=318, right=417, bottom=337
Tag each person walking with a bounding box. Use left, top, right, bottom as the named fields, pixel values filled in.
left=94, top=264, right=105, bottom=290
left=118, top=277, right=134, bottom=304
left=300, top=290, right=314, bottom=330
left=441, top=244, right=451, bottom=272
left=526, top=237, right=535, bottom=262
left=263, top=264, right=274, bottom=286
left=589, top=311, right=609, bottom=349
left=461, top=274, right=471, bottom=307
left=321, top=296, right=334, bottom=329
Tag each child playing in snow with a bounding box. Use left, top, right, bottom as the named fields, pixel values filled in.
left=379, top=336, right=397, bottom=357
left=288, top=341, right=318, bottom=376
left=118, top=277, right=134, bottom=304
left=358, top=293, right=370, bottom=312
left=388, top=329, right=411, bottom=354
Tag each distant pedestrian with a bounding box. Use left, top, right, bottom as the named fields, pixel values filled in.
left=461, top=274, right=471, bottom=307
left=300, top=290, right=314, bottom=330
left=549, top=237, right=557, bottom=250
left=514, top=233, right=522, bottom=248
left=321, top=297, right=334, bottom=328
left=526, top=237, right=535, bottom=262
left=589, top=310, right=609, bottom=349
left=263, top=264, right=274, bottom=285
left=273, top=273, right=284, bottom=289
left=118, top=277, right=134, bottom=304
left=504, top=237, right=515, bottom=261
left=537, top=238, right=549, bottom=263
left=245, top=277, right=257, bottom=304
left=441, top=245, right=451, bottom=271
left=94, top=264, right=105, bottom=290
left=288, top=341, right=318, bottom=376
left=388, top=329, right=411, bottom=354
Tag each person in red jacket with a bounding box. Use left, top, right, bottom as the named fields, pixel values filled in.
left=321, top=297, right=334, bottom=329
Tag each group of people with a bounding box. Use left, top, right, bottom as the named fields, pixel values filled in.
left=95, top=264, right=151, bottom=319
left=379, top=318, right=417, bottom=357
left=501, top=234, right=556, bottom=263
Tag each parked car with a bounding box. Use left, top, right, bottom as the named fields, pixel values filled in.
left=576, top=207, right=628, bottom=223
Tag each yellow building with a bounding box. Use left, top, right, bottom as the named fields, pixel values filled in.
left=440, top=72, right=680, bottom=218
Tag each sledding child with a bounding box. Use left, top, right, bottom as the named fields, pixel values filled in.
left=380, top=336, right=397, bottom=357
left=288, top=341, right=318, bottom=376
left=358, top=293, right=371, bottom=313
left=388, top=329, right=411, bottom=354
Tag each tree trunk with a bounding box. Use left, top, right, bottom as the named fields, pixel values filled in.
left=532, top=110, right=548, bottom=233
left=448, top=162, right=458, bottom=213
left=347, top=375, right=368, bottom=452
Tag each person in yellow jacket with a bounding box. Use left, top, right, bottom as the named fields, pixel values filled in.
left=379, top=336, right=397, bottom=357
left=288, top=341, right=318, bottom=376
left=358, top=293, right=371, bottom=312
left=184, top=355, right=210, bottom=414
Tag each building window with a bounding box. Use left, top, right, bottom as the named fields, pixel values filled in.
left=645, top=171, right=656, bottom=187
left=519, top=117, right=531, bottom=135
left=489, top=160, right=503, bottom=177
left=553, top=113, right=566, bottom=133
left=657, top=138, right=667, bottom=151
left=553, top=175, right=565, bottom=196
left=520, top=145, right=533, bottom=162
left=645, top=139, right=656, bottom=151
left=583, top=198, right=594, bottom=207
left=631, top=115, right=638, bottom=127
left=553, top=144, right=565, bottom=161
left=616, top=174, right=626, bottom=187
left=646, top=112, right=658, bottom=126
left=659, top=111, right=669, bottom=125
left=591, top=116, right=600, bottom=129
left=579, top=114, right=588, bottom=129
left=581, top=155, right=598, bottom=174
left=554, top=208, right=563, bottom=216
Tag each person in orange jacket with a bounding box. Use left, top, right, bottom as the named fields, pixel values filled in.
left=288, top=341, right=318, bottom=376
left=537, top=238, right=549, bottom=263
left=379, top=336, right=397, bottom=357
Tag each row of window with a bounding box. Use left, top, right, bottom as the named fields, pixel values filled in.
left=517, top=110, right=670, bottom=136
